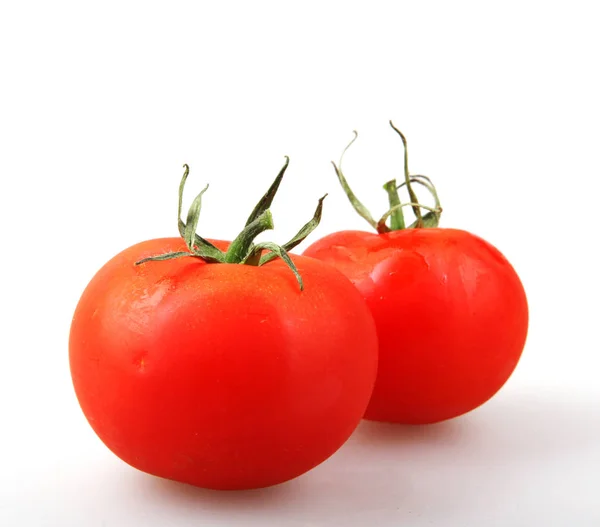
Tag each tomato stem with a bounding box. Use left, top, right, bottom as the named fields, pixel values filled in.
left=183, top=183, right=209, bottom=250
left=225, top=210, right=274, bottom=263
left=172, top=165, right=224, bottom=262
left=248, top=242, right=304, bottom=290
left=136, top=251, right=196, bottom=265
left=245, top=156, right=289, bottom=227
left=377, top=202, right=440, bottom=233
left=135, top=157, right=327, bottom=291
left=397, top=175, right=442, bottom=228
left=260, top=194, right=327, bottom=266
left=382, top=179, right=405, bottom=231
left=333, top=122, right=443, bottom=233
left=389, top=121, right=424, bottom=228
left=332, top=131, right=379, bottom=231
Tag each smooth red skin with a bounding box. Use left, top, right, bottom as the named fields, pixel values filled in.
left=304, top=228, right=528, bottom=425
left=69, top=238, right=378, bottom=490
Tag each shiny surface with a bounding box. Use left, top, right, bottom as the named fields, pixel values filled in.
left=69, top=238, right=378, bottom=490
left=305, top=228, right=529, bottom=424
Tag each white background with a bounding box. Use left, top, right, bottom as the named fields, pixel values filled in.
left=1, top=1, right=599, bottom=525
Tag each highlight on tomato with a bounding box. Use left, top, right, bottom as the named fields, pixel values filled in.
left=69, top=158, right=378, bottom=490
left=304, top=122, right=528, bottom=425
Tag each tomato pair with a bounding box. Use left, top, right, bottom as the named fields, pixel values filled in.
left=69, top=123, right=528, bottom=491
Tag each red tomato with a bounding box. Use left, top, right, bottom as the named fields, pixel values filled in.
left=304, top=227, right=528, bottom=424
left=69, top=237, right=378, bottom=490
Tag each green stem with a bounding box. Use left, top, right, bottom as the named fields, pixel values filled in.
left=397, top=175, right=441, bottom=211
left=243, top=250, right=263, bottom=266
left=397, top=175, right=442, bottom=228
left=389, top=121, right=423, bottom=227
left=246, top=242, right=303, bottom=290
left=137, top=157, right=325, bottom=291
left=245, top=157, right=289, bottom=226
left=135, top=251, right=195, bottom=265
left=260, top=194, right=327, bottom=266
left=184, top=184, right=209, bottom=250
left=177, top=164, right=224, bottom=259
left=177, top=164, right=190, bottom=227
left=377, top=202, right=439, bottom=233
left=332, top=131, right=378, bottom=230
left=382, top=179, right=405, bottom=230
left=225, top=210, right=274, bottom=263
left=407, top=210, right=441, bottom=229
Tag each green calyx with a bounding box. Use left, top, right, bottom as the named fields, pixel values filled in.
left=135, top=157, right=327, bottom=291
left=332, top=120, right=443, bottom=234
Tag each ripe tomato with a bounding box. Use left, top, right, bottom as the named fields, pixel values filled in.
left=304, top=123, right=528, bottom=424
left=304, top=228, right=527, bottom=424
left=69, top=160, right=378, bottom=490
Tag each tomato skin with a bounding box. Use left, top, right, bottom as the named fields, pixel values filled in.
left=69, top=237, right=378, bottom=490
left=303, top=228, right=528, bottom=424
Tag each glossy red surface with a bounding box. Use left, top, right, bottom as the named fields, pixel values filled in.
left=69, top=237, right=378, bottom=489
left=304, top=228, right=529, bottom=424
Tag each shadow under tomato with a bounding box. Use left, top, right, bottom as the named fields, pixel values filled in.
left=142, top=474, right=299, bottom=505
left=133, top=387, right=600, bottom=526
left=347, top=385, right=600, bottom=465
left=352, top=417, right=466, bottom=446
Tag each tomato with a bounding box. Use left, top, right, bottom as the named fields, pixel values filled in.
left=303, top=123, right=528, bottom=424
left=304, top=228, right=527, bottom=424
left=69, top=161, right=378, bottom=490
